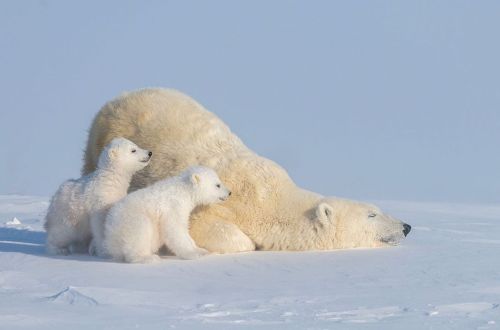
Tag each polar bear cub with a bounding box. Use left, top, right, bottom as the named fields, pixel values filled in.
left=44, top=137, right=152, bottom=255
left=103, top=166, right=231, bottom=263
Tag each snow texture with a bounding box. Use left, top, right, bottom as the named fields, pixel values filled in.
left=0, top=195, right=499, bottom=329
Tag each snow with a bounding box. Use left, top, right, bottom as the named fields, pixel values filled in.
left=0, top=195, right=499, bottom=329
left=5, top=217, right=22, bottom=226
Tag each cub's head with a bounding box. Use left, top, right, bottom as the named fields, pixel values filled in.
left=97, top=137, right=152, bottom=173
left=313, top=198, right=411, bottom=248
left=186, top=166, right=231, bottom=205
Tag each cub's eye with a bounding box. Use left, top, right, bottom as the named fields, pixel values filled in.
left=131, top=149, right=136, bottom=153
left=216, top=184, right=221, bottom=188
left=368, top=213, right=377, bottom=218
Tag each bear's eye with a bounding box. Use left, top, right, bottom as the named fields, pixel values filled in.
left=131, top=149, right=136, bottom=153
left=216, top=184, right=221, bottom=188
left=368, top=213, right=377, bottom=218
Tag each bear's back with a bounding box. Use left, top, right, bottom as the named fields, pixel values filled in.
left=83, top=88, right=250, bottom=190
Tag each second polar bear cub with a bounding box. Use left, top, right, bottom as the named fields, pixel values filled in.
left=104, top=166, right=231, bottom=263
left=44, top=137, right=152, bottom=255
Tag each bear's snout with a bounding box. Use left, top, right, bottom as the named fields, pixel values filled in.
left=403, top=223, right=411, bottom=237
left=219, top=190, right=231, bottom=202
left=148, top=151, right=153, bottom=157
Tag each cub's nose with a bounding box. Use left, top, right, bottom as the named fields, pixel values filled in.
left=148, top=151, right=153, bottom=157
left=228, top=191, right=232, bottom=196
left=403, top=223, right=411, bottom=237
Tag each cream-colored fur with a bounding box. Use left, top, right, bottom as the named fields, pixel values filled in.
left=82, top=88, right=411, bottom=253
left=45, top=137, right=151, bottom=255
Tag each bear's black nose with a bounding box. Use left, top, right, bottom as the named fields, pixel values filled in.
left=228, top=191, right=232, bottom=196
left=148, top=151, right=153, bottom=157
left=403, top=223, right=411, bottom=237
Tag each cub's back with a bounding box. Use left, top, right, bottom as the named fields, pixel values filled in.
left=44, top=178, right=88, bottom=229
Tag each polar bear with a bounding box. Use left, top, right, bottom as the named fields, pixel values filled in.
left=45, top=137, right=152, bottom=255
left=103, top=166, right=231, bottom=263
left=83, top=88, right=412, bottom=253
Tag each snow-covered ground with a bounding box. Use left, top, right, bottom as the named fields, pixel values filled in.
left=0, top=195, right=499, bottom=329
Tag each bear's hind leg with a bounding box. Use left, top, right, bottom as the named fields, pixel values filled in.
left=115, top=216, right=159, bottom=263
left=190, top=218, right=255, bottom=254
left=45, top=227, right=75, bottom=255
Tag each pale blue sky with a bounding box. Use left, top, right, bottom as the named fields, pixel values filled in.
left=0, top=1, right=498, bottom=203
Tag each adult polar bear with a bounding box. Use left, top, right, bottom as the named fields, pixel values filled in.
left=83, top=88, right=411, bottom=253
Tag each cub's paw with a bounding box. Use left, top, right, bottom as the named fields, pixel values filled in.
left=195, top=247, right=210, bottom=257
left=125, top=254, right=161, bottom=264
left=178, top=248, right=210, bottom=260
left=141, top=255, right=161, bottom=264
left=46, top=244, right=70, bottom=256
left=57, top=247, right=70, bottom=256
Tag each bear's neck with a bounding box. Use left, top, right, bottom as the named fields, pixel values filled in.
left=255, top=190, right=337, bottom=251
left=94, top=166, right=134, bottom=193
left=258, top=218, right=336, bottom=251
left=154, top=178, right=199, bottom=209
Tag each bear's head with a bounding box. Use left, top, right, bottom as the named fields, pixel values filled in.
left=313, top=198, right=411, bottom=248
left=185, top=166, right=231, bottom=205
left=97, top=137, right=152, bottom=173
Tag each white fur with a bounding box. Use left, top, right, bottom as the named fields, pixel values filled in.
left=103, top=166, right=231, bottom=263
left=44, top=138, right=151, bottom=255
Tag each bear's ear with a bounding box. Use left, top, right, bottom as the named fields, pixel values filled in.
left=191, top=173, right=201, bottom=185
left=107, top=147, right=118, bottom=160
left=316, top=203, right=335, bottom=226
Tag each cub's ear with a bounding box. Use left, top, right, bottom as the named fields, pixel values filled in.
left=107, top=146, right=118, bottom=159
left=316, top=203, right=335, bottom=226
left=190, top=173, right=201, bottom=185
